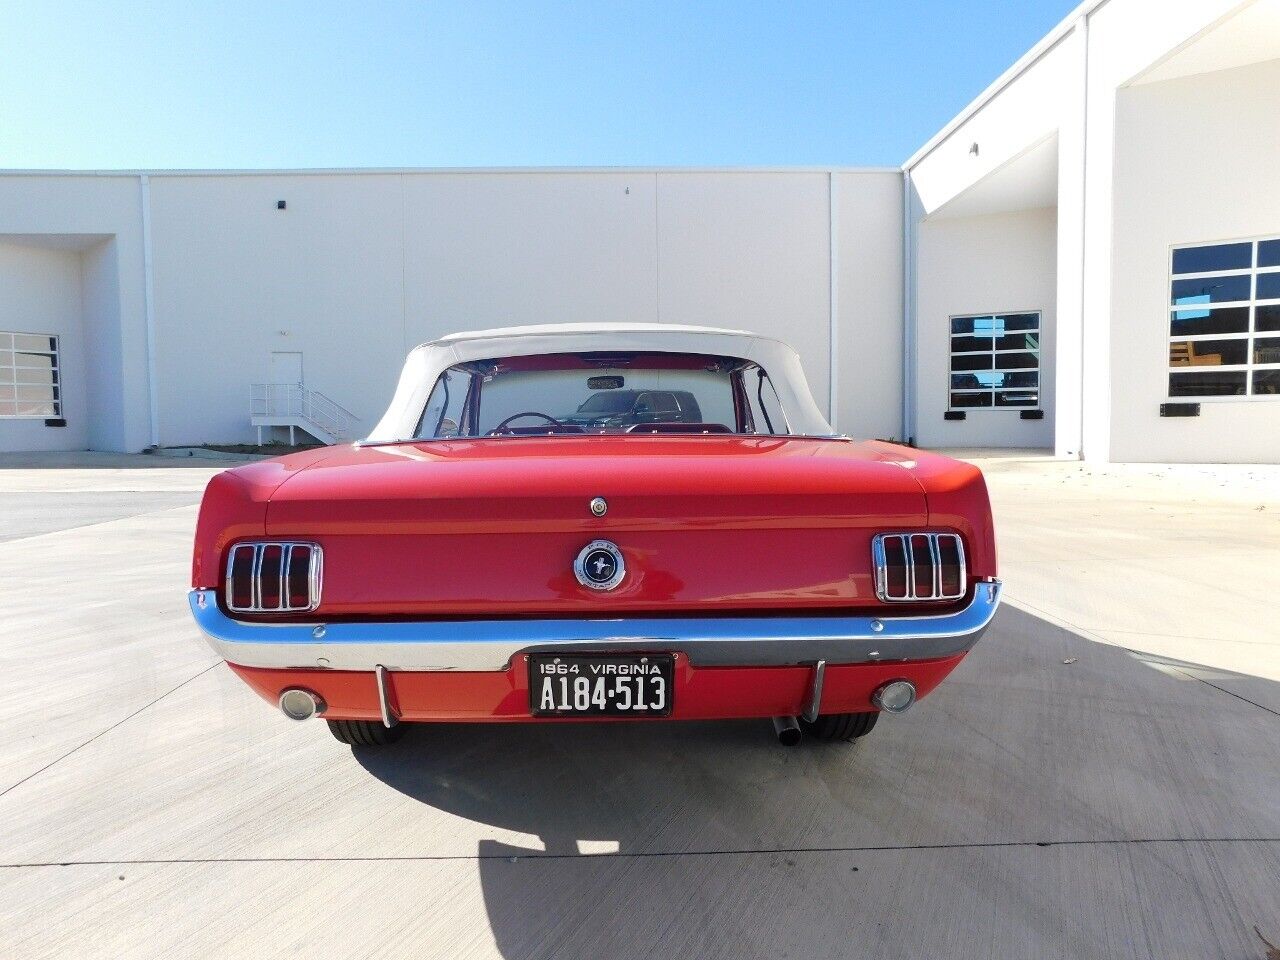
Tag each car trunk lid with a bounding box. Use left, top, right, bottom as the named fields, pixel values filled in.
left=264, top=436, right=927, bottom=615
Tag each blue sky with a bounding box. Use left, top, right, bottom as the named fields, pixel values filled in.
left=0, top=1, right=1074, bottom=170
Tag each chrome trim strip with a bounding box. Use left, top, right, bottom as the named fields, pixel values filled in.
left=903, top=535, right=915, bottom=600
left=279, top=546, right=290, bottom=613
left=871, top=537, right=887, bottom=600
left=250, top=543, right=264, bottom=610
left=189, top=579, right=1001, bottom=673
left=310, top=546, right=324, bottom=612
left=928, top=535, right=941, bottom=598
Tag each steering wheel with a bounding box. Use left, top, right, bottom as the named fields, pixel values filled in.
left=489, top=411, right=565, bottom=435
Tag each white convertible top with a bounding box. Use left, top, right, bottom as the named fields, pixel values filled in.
left=367, top=323, right=834, bottom=441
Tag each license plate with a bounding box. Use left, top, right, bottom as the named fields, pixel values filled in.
left=529, top=653, right=674, bottom=716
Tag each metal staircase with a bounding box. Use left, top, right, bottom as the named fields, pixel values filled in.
left=250, top=383, right=359, bottom=446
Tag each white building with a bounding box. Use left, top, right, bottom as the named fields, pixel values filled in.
left=2, top=0, right=1278, bottom=462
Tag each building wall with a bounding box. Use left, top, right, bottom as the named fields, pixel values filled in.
left=1109, top=58, right=1280, bottom=462
left=144, top=169, right=902, bottom=447
left=1073, top=0, right=1261, bottom=462
left=653, top=172, right=833, bottom=417
left=833, top=171, right=904, bottom=440
left=149, top=174, right=408, bottom=447
left=914, top=207, right=1057, bottom=449
left=0, top=175, right=148, bottom=452
left=903, top=0, right=1263, bottom=461
left=0, top=241, right=89, bottom=451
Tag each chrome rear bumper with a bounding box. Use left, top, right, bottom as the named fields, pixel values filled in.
left=189, top=580, right=1000, bottom=672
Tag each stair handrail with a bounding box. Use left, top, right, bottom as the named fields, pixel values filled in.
left=250, top=383, right=360, bottom=443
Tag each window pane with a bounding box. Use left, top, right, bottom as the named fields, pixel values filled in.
left=1257, top=305, right=1280, bottom=332
left=1169, top=370, right=1246, bottom=396
left=950, top=353, right=992, bottom=372
left=750, top=368, right=788, bottom=435
left=1257, top=272, right=1280, bottom=301
left=15, top=384, right=57, bottom=403
left=1253, top=370, right=1280, bottom=394
left=951, top=370, right=1038, bottom=390
left=994, top=332, right=1039, bottom=351
left=419, top=352, right=761, bottom=437
left=950, top=314, right=1038, bottom=335
left=1168, top=339, right=1248, bottom=367
left=950, top=335, right=993, bottom=353
left=1254, top=338, right=1280, bottom=365
left=994, top=351, right=1038, bottom=370
left=16, top=402, right=57, bottom=416
left=950, top=392, right=992, bottom=408
left=0, top=400, right=18, bottom=416
left=15, top=369, right=56, bottom=388
left=992, top=370, right=1038, bottom=388
left=415, top=368, right=470, bottom=438
left=12, top=334, right=56, bottom=352
left=1170, top=275, right=1251, bottom=306
left=1171, top=242, right=1252, bottom=274
left=1001, top=313, right=1040, bottom=332
left=1259, top=240, right=1280, bottom=268
left=14, top=351, right=54, bottom=371
left=1169, top=306, right=1249, bottom=337
left=994, top=390, right=1038, bottom=407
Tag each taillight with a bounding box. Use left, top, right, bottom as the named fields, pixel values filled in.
left=225, top=542, right=322, bottom=613
left=872, top=533, right=966, bottom=602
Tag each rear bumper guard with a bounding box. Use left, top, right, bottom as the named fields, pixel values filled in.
left=189, top=580, right=1001, bottom=672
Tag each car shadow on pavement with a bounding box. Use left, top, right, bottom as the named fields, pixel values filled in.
left=351, top=604, right=1280, bottom=960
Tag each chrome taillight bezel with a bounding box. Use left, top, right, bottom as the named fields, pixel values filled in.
left=872, top=532, right=966, bottom=602
left=224, top=541, right=323, bottom=614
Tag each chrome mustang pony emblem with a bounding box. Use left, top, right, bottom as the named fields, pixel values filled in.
left=574, top=540, right=625, bottom=591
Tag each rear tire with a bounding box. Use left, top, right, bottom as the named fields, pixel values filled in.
left=327, top=719, right=405, bottom=746
left=800, top=711, right=878, bottom=742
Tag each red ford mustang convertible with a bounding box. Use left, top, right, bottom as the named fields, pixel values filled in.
left=190, top=324, right=1000, bottom=746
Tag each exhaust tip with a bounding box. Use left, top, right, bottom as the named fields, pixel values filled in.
left=772, top=715, right=802, bottom=746
left=871, top=679, right=917, bottom=714
left=279, top=688, right=325, bottom=721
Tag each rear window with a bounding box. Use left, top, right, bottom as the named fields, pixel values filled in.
left=414, top=351, right=789, bottom=438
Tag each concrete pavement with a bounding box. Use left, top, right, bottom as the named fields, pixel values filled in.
left=0, top=451, right=1277, bottom=959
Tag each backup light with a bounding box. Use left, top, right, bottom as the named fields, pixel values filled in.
left=872, top=680, right=917, bottom=714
